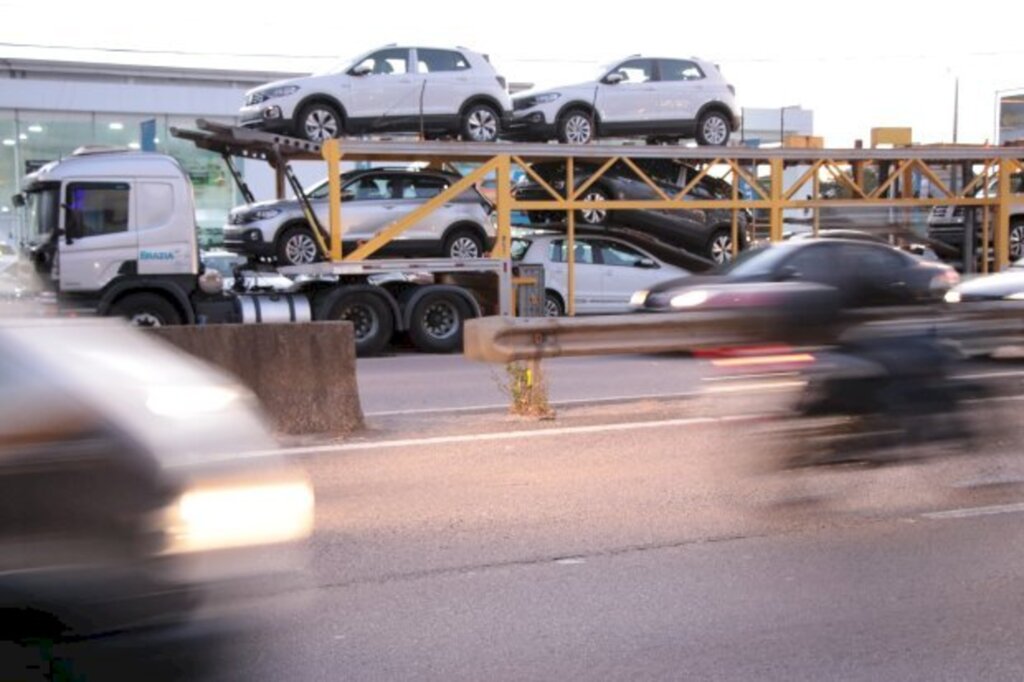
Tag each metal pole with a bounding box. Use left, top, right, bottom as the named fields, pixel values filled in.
left=770, top=158, right=784, bottom=242
left=322, top=138, right=343, bottom=262
left=996, top=160, right=1012, bottom=270
left=494, top=155, right=512, bottom=260
left=567, top=157, right=576, bottom=317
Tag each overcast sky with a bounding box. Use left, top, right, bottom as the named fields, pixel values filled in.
left=2, top=0, right=1023, bottom=145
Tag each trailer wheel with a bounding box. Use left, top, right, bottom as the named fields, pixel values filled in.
left=109, top=293, right=182, bottom=327
left=319, top=292, right=393, bottom=356
left=408, top=291, right=471, bottom=353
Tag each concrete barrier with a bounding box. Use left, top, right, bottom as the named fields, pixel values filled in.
left=150, top=322, right=363, bottom=435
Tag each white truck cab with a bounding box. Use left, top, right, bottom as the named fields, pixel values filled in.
left=22, top=148, right=199, bottom=292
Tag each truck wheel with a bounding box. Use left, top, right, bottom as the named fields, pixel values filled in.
left=408, top=291, right=471, bottom=353
left=319, top=292, right=393, bottom=356
left=277, top=226, right=321, bottom=266
left=109, top=293, right=182, bottom=326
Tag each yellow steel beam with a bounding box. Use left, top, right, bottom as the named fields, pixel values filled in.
left=996, top=160, right=1012, bottom=269
left=982, top=171, right=991, bottom=275
left=962, top=163, right=996, bottom=198
left=730, top=167, right=739, bottom=257
left=812, top=171, right=820, bottom=237
left=567, top=157, right=576, bottom=318
left=345, top=157, right=499, bottom=261
left=770, top=158, right=784, bottom=242
left=783, top=160, right=824, bottom=201
left=513, top=156, right=565, bottom=202
left=674, top=160, right=722, bottom=201
left=869, top=159, right=913, bottom=200
left=912, top=159, right=955, bottom=199
left=823, top=161, right=867, bottom=198
left=493, top=155, right=512, bottom=260
left=621, top=157, right=672, bottom=202
left=322, top=138, right=343, bottom=261
left=724, top=160, right=769, bottom=202
left=571, top=156, right=619, bottom=200
left=512, top=197, right=996, bottom=211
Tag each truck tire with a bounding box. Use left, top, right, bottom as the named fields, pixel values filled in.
left=408, top=291, right=471, bottom=353
left=318, top=291, right=393, bottom=356
left=109, top=293, right=182, bottom=326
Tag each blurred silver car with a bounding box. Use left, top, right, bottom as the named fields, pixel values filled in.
left=0, top=319, right=313, bottom=680
left=223, top=167, right=496, bottom=266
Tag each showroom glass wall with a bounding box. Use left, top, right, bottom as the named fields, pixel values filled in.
left=0, top=110, right=242, bottom=248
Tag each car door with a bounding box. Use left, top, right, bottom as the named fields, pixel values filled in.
left=840, top=243, right=915, bottom=306
left=593, top=239, right=670, bottom=312
left=778, top=243, right=845, bottom=297
left=394, top=173, right=453, bottom=242
left=414, top=48, right=475, bottom=119
left=595, top=58, right=658, bottom=133
left=345, top=48, right=419, bottom=127
left=338, top=173, right=400, bottom=241
left=545, top=239, right=602, bottom=313
left=59, top=180, right=137, bottom=292
left=652, top=59, right=706, bottom=127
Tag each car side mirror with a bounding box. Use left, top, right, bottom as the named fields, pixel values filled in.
left=341, top=190, right=355, bottom=202
left=349, top=64, right=372, bottom=77
left=604, top=72, right=625, bottom=85
left=636, top=258, right=657, bottom=269
left=11, top=193, right=24, bottom=208
left=775, top=265, right=800, bottom=281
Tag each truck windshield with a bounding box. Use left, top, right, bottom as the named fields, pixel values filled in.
left=25, top=185, right=60, bottom=245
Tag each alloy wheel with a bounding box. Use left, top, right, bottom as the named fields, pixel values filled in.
left=285, top=233, right=319, bottom=264
left=580, top=191, right=607, bottom=224
left=710, top=233, right=734, bottom=264
left=564, top=114, right=593, bottom=144
left=466, top=108, right=498, bottom=142
left=449, top=236, right=481, bottom=259
left=304, top=109, right=340, bottom=142
left=129, top=312, right=162, bottom=327
left=701, top=115, right=729, bottom=146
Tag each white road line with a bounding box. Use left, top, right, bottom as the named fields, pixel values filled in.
left=365, top=391, right=700, bottom=417
left=253, top=413, right=761, bottom=459
left=704, top=380, right=806, bottom=394
left=922, top=502, right=1024, bottom=520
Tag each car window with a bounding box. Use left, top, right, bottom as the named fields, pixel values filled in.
left=510, top=238, right=530, bottom=261
left=549, top=239, right=595, bottom=264
left=842, top=243, right=907, bottom=278
left=595, top=240, right=650, bottom=267
left=353, top=49, right=408, bottom=75
left=783, top=244, right=841, bottom=284
left=345, top=176, right=393, bottom=201
left=659, top=59, right=705, bottom=82
left=401, top=175, right=451, bottom=199
left=611, top=59, right=655, bottom=84
left=417, top=49, right=470, bottom=73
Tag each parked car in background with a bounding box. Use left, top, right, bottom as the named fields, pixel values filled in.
left=633, top=239, right=958, bottom=312
left=508, top=56, right=738, bottom=146
left=240, top=45, right=512, bottom=142
left=223, top=167, right=496, bottom=266
left=514, top=158, right=748, bottom=264
left=512, top=231, right=690, bottom=315
left=927, top=172, right=1024, bottom=264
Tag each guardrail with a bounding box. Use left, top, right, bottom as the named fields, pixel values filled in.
left=464, top=302, right=1024, bottom=363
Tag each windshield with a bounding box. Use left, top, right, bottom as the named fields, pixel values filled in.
left=717, top=243, right=798, bottom=277
left=25, top=185, right=60, bottom=245
left=306, top=173, right=359, bottom=200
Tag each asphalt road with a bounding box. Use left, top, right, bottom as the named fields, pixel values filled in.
left=230, top=386, right=1024, bottom=681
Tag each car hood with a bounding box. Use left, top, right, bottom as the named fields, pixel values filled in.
left=244, top=73, right=335, bottom=98
left=230, top=198, right=301, bottom=216
left=514, top=81, right=600, bottom=101
left=954, top=269, right=1024, bottom=299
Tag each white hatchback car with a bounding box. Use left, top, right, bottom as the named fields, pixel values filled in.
left=508, top=56, right=738, bottom=146
left=512, top=232, right=691, bottom=315
left=240, top=45, right=512, bottom=143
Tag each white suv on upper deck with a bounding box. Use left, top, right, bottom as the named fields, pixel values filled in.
left=240, top=45, right=512, bottom=143
left=507, top=56, right=738, bottom=146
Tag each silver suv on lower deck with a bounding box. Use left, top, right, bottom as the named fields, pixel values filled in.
left=222, top=167, right=496, bottom=265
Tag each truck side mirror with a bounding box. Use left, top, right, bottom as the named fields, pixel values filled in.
left=11, top=193, right=25, bottom=208
left=61, top=204, right=81, bottom=245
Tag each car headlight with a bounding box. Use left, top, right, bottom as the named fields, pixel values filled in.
left=259, top=85, right=300, bottom=100
left=162, top=481, right=315, bottom=554
left=945, top=290, right=963, bottom=303
left=239, top=207, right=282, bottom=223
left=1004, top=292, right=1024, bottom=301
left=630, top=289, right=649, bottom=307
left=670, top=290, right=710, bottom=308
left=533, top=92, right=561, bottom=104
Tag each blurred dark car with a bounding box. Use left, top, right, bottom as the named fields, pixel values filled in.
left=0, top=320, right=313, bottom=680
left=514, top=159, right=749, bottom=265
left=633, top=238, right=959, bottom=312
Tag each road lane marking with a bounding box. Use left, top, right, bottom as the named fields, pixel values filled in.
left=922, top=502, right=1024, bottom=520
left=365, top=391, right=701, bottom=417
left=253, top=413, right=762, bottom=459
